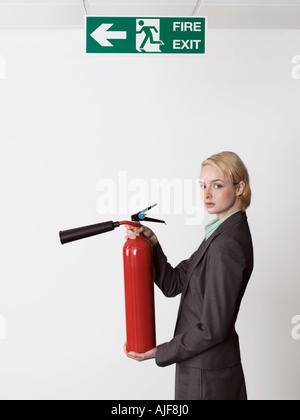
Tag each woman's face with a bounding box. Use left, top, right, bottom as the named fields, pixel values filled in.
left=199, top=164, right=244, bottom=219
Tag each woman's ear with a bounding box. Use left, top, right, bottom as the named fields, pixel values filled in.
left=236, top=181, right=245, bottom=197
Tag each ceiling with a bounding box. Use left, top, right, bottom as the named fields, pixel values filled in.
left=0, top=0, right=300, bottom=29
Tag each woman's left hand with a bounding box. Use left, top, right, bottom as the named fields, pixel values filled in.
left=124, top=342, right=157, bottom=362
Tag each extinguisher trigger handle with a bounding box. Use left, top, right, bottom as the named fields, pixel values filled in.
left=140, top=217, right=166, bottom=224
left=131, top=203, right=166, bottom=224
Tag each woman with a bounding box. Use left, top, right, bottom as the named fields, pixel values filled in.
left=124, top=151, right=254, bottom=400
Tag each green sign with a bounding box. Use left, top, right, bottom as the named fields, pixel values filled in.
left=86, top=17, right=206, bottom=54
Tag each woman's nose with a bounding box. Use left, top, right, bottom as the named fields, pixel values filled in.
left=205, top=186, right=212, bottom=198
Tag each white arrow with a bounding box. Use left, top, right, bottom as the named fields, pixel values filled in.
left=90, top=23, right=127, bottom=47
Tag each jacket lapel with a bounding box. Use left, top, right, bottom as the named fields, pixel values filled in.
left=179, top=232, right=216, bottom=301
left=187, top=211, right=247, bottom=282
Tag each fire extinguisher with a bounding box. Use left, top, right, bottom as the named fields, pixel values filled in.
left=59, top=204, right=166, bottom=353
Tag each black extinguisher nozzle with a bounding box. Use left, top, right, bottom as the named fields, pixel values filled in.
left=59, top=221, right=118, bottom=244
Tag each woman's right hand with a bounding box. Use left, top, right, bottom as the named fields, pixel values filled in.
left=123, top=224, right=158, bottom=247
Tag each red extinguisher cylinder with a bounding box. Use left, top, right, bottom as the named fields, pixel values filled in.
left=123, top=235, right=156, bottom=353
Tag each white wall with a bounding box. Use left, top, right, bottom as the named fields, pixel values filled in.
left=0, top=27, right=299, bottom=400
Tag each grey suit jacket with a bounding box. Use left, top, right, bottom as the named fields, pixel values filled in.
left=153, top=210, right=253, bottom=370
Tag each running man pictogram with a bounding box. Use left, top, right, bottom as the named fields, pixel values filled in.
left=136, top=19, right=164, bottom=52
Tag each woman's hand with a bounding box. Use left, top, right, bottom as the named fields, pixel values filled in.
left=124, top=224, right=158, bottom=247
left=124, top=342, right=157, bottom=362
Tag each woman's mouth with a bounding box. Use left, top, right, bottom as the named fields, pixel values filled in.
left=205, top=203, right=215, bottom=207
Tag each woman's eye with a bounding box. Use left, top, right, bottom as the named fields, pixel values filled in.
left=200, top=185, right=205, bottom=190
left=214, top=184, right=223, bottom=189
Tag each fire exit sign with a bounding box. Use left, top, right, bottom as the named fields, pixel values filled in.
left=86, top=17, right=206, bottom=54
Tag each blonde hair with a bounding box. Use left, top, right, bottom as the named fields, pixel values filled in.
left=201, top=151, right=251, bottom=211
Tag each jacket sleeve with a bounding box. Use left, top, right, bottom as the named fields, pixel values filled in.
left=155, top=237, right=247, bottom=367
left=152, top=241, right=199, bottom=298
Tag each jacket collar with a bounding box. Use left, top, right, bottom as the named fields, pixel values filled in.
left=205, top=210, right=247, bottom=241
left=195, top=210, right=247, bottom=266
